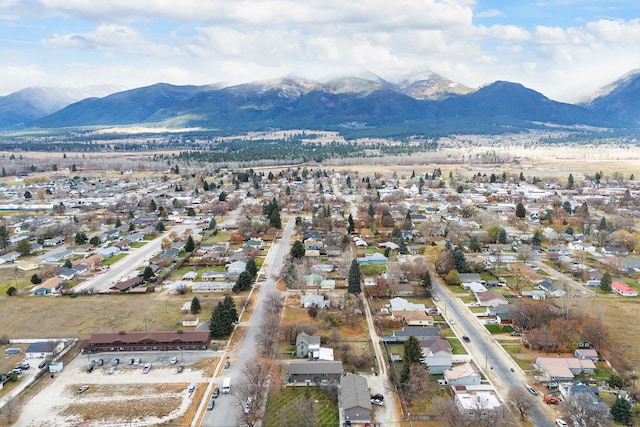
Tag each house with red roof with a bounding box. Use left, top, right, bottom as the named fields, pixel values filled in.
left=612, top=281, right=638, bottom=297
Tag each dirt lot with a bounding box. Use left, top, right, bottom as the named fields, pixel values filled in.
left=12, top=352, right=214, bottom=426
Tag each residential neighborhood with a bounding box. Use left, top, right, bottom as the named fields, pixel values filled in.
left=0, top=157, right=639, bottom=427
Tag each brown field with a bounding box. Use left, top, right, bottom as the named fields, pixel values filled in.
left=576, top=296, right=640, bottom=369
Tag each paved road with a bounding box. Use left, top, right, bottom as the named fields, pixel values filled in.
left=72, top=224, right=190, bottom=293
left=433, top=279, right=555, bottom=427
left=201, top=218, right=295, bottom=427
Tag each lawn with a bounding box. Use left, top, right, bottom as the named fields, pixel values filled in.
left=102, top=253, right=128, bottom=266
left=484, top=324, right=514, bottom=334
left=458, top=295, right=475, bottom=304
left=130, top=241, right=148, bottom=248
left=446, top=337, right=467, bottom=355
left=263, top=386, right=338, bottom=427
left=361, top=264, right=387, bottom=275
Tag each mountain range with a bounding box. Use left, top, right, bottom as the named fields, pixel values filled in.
left=2, top=70, right=640, bottom=136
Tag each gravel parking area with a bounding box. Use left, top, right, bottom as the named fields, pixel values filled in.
left=16, top=351, right=215, bottom=426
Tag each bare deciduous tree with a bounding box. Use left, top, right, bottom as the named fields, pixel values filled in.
left=234, top=357, right=280, bottom=427
left=508, top=386, right=535, bottom=421
left=403, top=363, right=430, bottom=405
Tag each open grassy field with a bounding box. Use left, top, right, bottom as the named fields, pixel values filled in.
left=575, top=296, right=640, bottom=369
left=0, top=290, right=226, bottom=342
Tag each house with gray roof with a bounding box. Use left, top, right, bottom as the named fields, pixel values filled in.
left=383, top=327, right=440, bottom=344
left=296, top=332, right=321, bottom=358
left=287, top=360, right=342, bottom=384
left=341, top=375, right=372, bottom=424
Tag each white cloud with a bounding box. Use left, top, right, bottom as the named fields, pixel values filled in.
left=42, top=24, right=180, bottom=56
left=476, top=9, right=505, bottom=19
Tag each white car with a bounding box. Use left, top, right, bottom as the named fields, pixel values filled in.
left=170, top=356, right=178, bottom=365
left=449, top=319, right=455, bottom=325
left=555, top=419, right=568, bottom=427
left=142, top=364, right=151, bottom=374
left=244, top=396, right=253, bottom=414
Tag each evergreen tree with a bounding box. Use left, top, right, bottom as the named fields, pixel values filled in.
left=75, top=232, right=88, bottom=245
left=515, top=202, right=526, bottom=219
left=0, top=225, right=9, bottom=249
left=143, top=266, right=155, bottom=280
left=203, top=180, right=209, bottom=191
left=269, top=209, right=282, bottom=229
left=24, top=190, right=32, bottom=199
left=115, top=217, right=122, bottom=227
left=400, top=336, right=423, bottom=384
left=290, top=240, right=306, bottom=259
left=16, top=239, right=31, bottom=256
left=245, top=258, right=258, bottom=279
left=222, top=294, right=238, bottom=324
left=208, top=218, right=217, bottom=230
left=187, top=207, right=196, bottom=217
left=453, top=248, right=467, bottom=273
left=64, top=259, right=73, bottom=268
left=233, top=271, right=253, bottom=292
left=469, top=235, right=481, bottom=252
left=31, top=274, right=41, bottom=284
left=600, top=272, right=612, bottom=292
left=420, top=271, right=432, bottom=297
left=218, top=191, right=227, bottom=201
left=149, top=199, right=157, bottom=212
left=191, top=296, right=201, bottom=314
left=155, top=221, right=166, bottom=232
left=347, top=214, right=355, bottom=234
left=567, top=173, right=574, bottom=189
left=562, top=201, right=572, bottom=215
left=532, top=230, right=542, bottom=247
left=367, top=203, right=375, bottom=217
left=611, top=395, right=632, bottom=424
left=185, top=235, right=196, bottom=252
left=210, top=301, right=233, bottom=338
left=598, top=216, right=607, bottom=230
left=565, top=224, right=574, bottom=235
left=498, top=228, right=507, bottom=244
left=347, top=259, right=362, bottom=295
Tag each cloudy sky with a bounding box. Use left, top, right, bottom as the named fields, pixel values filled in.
left=1, top=0, right=639, bottom=101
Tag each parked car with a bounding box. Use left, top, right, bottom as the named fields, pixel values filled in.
left=38, top=360, right=48, bottom=369
left=449, top=318, right=455, bottom=325
left=177, top=365, right=184, bottom=373
left=134, top=358, right=142, bottom=366
left=108, top=366, right=116, bottom=375
left=188, top=385, right=196, bottom=394
left=111, top=358, right=120, bottom=366
left=462, top=336, right=471, bottom=342
left=370, top=398, right=384, bottom=406
left=16, top=363, right=30, bottom=371
left=224, top=360, right=231, bottom=369
left=244, top=396, right=253, bottom=414
left=127, top=358, right=135, bottom=366
left=207, top=398, right=215, bottom=410
left=86, top=364, right=94, bottom=373
left=370, top=393, right=384, bottom=401
left=170, top=356, right=179, bottom=365
left=526, top=384, right=538, bottom=395
left=142, top=364, right=151, bottom=374
left=213, top=387, right=220, bottom=398
left=555, top=420, right=568, bottom=427
left=432, top=296, right=440, bottom=302
left=77, top=385, right=89, bottom=394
